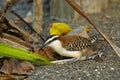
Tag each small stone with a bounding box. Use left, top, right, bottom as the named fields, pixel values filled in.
left=78, top=77, right=81, bottom=80
left=87, top=73, right=90, bottom=76
left=95, top=69, right=98, bottom=72
left=98, top=72, right=100, bottom=74
left=110, top=67, right=114, bottom=70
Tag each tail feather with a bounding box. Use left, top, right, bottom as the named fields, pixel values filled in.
left=90, top=34, right=104, bottom=43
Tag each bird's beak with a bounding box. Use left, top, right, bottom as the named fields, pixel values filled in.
left=37, top=43, right=47, bottom=50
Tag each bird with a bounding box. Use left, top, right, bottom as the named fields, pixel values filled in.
left=38, top=34, right=104, bottom=63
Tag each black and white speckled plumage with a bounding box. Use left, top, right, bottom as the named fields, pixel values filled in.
left=59, top=36, right=92, bottom=51
left=43, top=34, right=103, bottom=52
left=39, top=34, right=103, bottom=60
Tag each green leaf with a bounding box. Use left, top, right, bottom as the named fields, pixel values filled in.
left=0, top=43, right=52, bottom=65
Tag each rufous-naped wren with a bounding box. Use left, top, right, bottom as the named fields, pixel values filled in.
left=39, top=34, right=103, bottom=62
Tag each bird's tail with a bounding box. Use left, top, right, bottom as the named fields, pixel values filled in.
left=90, top=34, right=105, bottom=43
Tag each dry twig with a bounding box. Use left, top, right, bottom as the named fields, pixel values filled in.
left=66, top=0, right=120, bottom=57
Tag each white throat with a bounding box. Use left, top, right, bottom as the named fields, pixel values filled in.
left=47, top=40, right=81, bottom=59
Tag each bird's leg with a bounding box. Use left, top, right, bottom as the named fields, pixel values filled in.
left=51, top=58, right=78, bottom=64
left=52, top=51, right=104, bottom=64
left=86, top=51, right=104, bottom=60
left=80, top=56, right=87, bottom=60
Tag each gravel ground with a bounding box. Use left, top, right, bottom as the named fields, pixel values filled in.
left=27, top=2, right=120, bottom=80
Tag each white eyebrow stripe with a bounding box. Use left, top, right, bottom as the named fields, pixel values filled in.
left=45, top=36, right=59, bottom=44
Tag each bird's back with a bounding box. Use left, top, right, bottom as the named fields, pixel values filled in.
left=59, top=35, right=92, bottom=51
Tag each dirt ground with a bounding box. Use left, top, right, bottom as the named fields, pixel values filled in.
left=26, top=2, right=120, bottom=80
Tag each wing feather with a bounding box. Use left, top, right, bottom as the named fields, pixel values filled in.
left=59, top=35, right=92, bottom=51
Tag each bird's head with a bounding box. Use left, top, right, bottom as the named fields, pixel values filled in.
left=38, top=35, right=59, bottom=50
